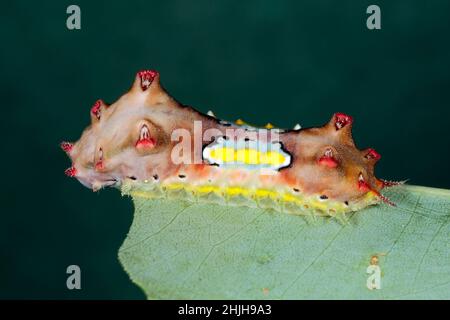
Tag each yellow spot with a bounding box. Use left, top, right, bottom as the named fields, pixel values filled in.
left=265, top=123, right=274, bottom=129
left=195, top=185, right=221, bottom=194
left=208, top=147, right=286, bottom=166
left=225, top=187, right=251, bottom=196
left=282, top=193, right=303, bottom=204
left=255, top=189, right=278, bottom=198
left=235, top=119, right=246, bottom=125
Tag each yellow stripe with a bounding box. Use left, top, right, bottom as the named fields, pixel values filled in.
left=127, top=182, right=377, bottom=215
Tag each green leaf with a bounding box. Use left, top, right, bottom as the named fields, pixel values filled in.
left=118, top=185, right=450, bottom=299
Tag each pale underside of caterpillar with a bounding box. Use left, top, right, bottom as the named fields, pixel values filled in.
left=62, top=70, right=404, bottom=218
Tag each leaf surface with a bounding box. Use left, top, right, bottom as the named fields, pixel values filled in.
left=119, top=186, right=450, bottom=299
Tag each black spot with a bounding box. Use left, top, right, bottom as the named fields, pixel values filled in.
left=293, top=188, right=300, bottom=192
left=128, top=176, right=137, bottom=180
left=244, top=137, right=250, bottom=142
left=320, top=195, right=328, bottom=200
left=344, top=201, right=349, bottom=206
left=178, top=174, right=186, bottom=179
left=153, top=174, right=159, bottom=180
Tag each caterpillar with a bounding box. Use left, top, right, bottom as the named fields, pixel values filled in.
left=62, top=70, right=403, bottom=217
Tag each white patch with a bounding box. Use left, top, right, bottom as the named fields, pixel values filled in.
left=202, top=135, right=291, bottom=171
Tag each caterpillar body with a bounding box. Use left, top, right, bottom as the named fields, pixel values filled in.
left=62, top=70, right=403, bottom=217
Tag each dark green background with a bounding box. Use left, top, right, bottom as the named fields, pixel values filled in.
left=1, top=0, right=449, bottom=299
